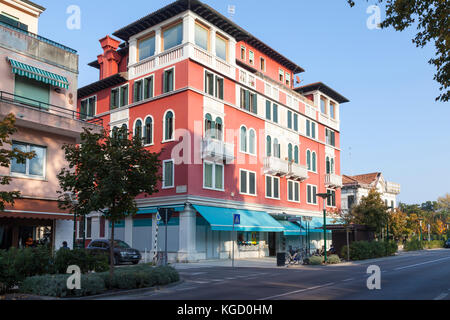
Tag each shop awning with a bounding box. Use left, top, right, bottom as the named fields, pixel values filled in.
left=0, top=210, right=73, bottom=221
left=278, top=220, right=306, bottom=236
left=137, top=205, right=185, bottom=215
left=309, top=217, right=334, bottom=233
left=8, top=58, right=69, bottom=89
left=193, top=205, right=284, bottom=232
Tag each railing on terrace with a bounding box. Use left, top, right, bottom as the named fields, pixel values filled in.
left=0, top=21, right=77, bottom=54
left=0, top=91, right=103, bottom=127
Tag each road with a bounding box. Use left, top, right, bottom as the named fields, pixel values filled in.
left=96, top=249, right=450, bottom=300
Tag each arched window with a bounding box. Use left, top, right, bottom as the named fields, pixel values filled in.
left=266, top=136, right=272, bottom=157
left=326, top=156, right=331, bottom=174
left=307, top=150, right=311, bottom=171
left=144, top=116, right=153, bottom=145
left=273, top=138, right=280, bottom=158
left=164, top=110, right=174, bottom=141
left=112, top=126, right=119, bottom=139
left=240, top=126, right=247, bottom=152
left=215, top=117, right=223, bottom=141
left=134, top=119, right=142, bottom=140
left=249, top=129, right=256, bottom=155
left=288, top=143, right=293, bottom=162
left=118, top=124, right=128, bottom=140
left=312, top=152, right=317, bottom=172
left=294, top=146, right=299, bottom=164
left=205, top=113, right=213, bottom=138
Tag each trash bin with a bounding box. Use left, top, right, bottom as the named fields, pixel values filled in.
left=277, top=252, right=286, bottom=267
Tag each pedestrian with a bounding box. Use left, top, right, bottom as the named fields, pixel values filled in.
left=61, top=241, right=70, bottom=250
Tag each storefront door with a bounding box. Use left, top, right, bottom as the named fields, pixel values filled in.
left=206, top=228, right=220, bottom=259
left=268, top=232, right=277, bottom=256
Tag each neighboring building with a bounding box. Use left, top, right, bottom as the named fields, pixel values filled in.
left=341, top=172, right=401, bottom=213
left=77, top=0, right=349, bottom=262
left=0, top=0, right=101, bottom=250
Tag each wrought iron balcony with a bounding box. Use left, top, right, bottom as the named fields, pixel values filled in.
left=202, top=138, right=235, bottom=162
left=263, top=157, right=289, bottom=176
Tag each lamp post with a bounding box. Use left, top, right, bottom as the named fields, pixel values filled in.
left=317, top=192, right=331, bottom=263
left=418, top=218, right=423, bottom=242
left=65, top=192, right=79, bottom=250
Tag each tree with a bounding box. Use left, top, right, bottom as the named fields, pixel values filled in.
left=58, top=127, right=161, bottom=278
left=388, top=208, right=408, bottom=241
left=0, top=114, right=34, bottom=211
left=348, top=0, right=449, bottom=102
left=349, top=189, right=389, bottom=237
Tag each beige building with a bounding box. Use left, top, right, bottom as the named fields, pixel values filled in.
left=0, top=0, right=101, bottom=250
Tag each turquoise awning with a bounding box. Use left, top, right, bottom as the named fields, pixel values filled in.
left=278, top=220, right=305, bottom=236
left=137, top=205, right=185, bottom=215
left=9, top=58, right=69, bottom=89
left=193, top=205, right=284, bottom=232
left=308, top=217, right=334, bottom=233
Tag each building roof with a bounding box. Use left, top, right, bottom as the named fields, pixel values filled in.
left=294, top=82, right=350, bottom=104
left=112, top=0, right=304, bottom=74
left=21, top=0, right=46, bottom=12
left=78, top=73, right=128, bottom=99
left=343, top=173, right=381, bottom=187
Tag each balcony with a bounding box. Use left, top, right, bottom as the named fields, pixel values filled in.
left=0, top=21, right=78, bottom=73
left=264, top=157, right=289, bottom=176
left=325, top=174, right=343, bottom=189
left=202, top=138, right=235, bottom=162
left=386, top=182, right=401, bottom=194
left=287, top=162, right=309, bottom=181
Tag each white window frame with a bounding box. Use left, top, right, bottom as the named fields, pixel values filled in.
left=133, top=117, right=144, bottom=140
left=162, top=159, right=175, bottom=189
left=249, top=50, right=254, bottom=65
left=240, top=45, right=246, bottom=60
left=287, top=180, right=300, bottom=203
left=307, top=184, right=318, bottom=205
left=111, top=84, right=129, bottom=109
left=142, top=74, right=155, bottom=100
left=163, top=66, right=175, bottom=94
left=265, top=175, right=280, bottom=200
left=80, top=95, right=97, bottom=118
left=162, top=109, right=175, bottom=143
left=239, top=125, right=257, bottom=156
left=203, top=161, right=225, bottom=191
left=143, top=115, right=154, bottom=146
left=77, top=217, right=93, bottom=240
left=260, top=57, right=266, bottom=72
left=10, top=142, right=47, bottom=180
left=326, top=188, right=337, bottom=208
left=239, top=169, right=257, bottom=196
left=204, top=69, right=224, bottom=100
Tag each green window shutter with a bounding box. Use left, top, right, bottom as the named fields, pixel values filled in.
left=288, top=111, right=292, bottom=129
left=294, top=114, right=298, bottom=131
left=266, top=101, right=271, bottom=120
left=331, top=132, right=336, bottom=146
left=14, top=75, right=50, bottom=109
left=306, top=120, right=311, bottom=137
left=244, top=90, right=250, bottom=111
left=273, top=104, right=278, bottom=123
left=251, top=93, right=257, bottom=114
left=204, top=163, right=213, bottom=188
left=215, top=164, right=223, bottom=189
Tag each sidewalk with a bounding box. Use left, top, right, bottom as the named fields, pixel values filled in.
left=172, top=257, right=279, bottom=269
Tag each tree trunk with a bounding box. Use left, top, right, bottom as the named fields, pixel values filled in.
left=109, top=221, right=115, bottom=282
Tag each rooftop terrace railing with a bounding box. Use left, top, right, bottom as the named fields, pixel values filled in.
left=0, top=91, right=103, bottom=127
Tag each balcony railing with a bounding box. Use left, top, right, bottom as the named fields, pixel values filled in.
left=287, top=162, right=309, bottom=181
left=202, top=138, right=235, bottom=162
left=325, top=174, right=343, bottom=188
left=386, top=182, right=401, bottom=194
left=0, top=91, right=103, bottom=127
left=264, top=157, right=289, bottom=176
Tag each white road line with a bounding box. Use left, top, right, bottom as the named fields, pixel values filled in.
left=394, top=256, right=450, bottom=271
left=259, top=282, right=335, bottom=300
left=187, top=280, right=210, bottom=284
left=434, top=293, right=448, bottom=300
left=342, top=278, right=354, bottom=282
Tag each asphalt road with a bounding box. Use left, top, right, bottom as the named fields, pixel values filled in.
left=97, top=249, right=450, bottom=300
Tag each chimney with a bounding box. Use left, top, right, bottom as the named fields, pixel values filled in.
left=97, top=35, right=121, bottom=80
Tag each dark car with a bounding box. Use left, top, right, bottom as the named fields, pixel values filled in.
left=87, top=239, right=141, bottom=265
left=445, top=239, right=450, bottom=248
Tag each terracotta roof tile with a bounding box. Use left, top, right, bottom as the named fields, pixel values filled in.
left=343, top=172, right=381, bottom=186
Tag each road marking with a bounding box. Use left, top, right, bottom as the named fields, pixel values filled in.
left=342, top=278, right=354, bottom=282
left=394, top=256, right=450, bottom=271
left=259, top=282, right=335, bottom=300
left=187, top=280, right=209, bottom=284
left=434, top=293, right=448, bottom=300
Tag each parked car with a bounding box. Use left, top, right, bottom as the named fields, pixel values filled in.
left=87, top=239, right=141, bottom=265
left=445, top=239, right=450, bottom=248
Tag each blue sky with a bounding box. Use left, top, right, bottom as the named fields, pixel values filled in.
left=36, top=0, right=449, bottom=204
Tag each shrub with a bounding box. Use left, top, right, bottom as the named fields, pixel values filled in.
left=424, top=240, right=444, bottom=249
left=341, top=241, right=398, bottom=261
left=20, top=274, right=106, bottom=298
left=404, top=239, right=424, bottom=252
left=327, top=255, right=341, bottom=264
left=54, top=249, right=108, bottom=274
left=309, top=255, right=324, bottom=265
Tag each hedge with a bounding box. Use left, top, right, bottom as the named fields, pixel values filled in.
left=404, top=239, right=444, bottom=251
left=341, top=241, right=398, bottom=261
left=20, top=265, right=180, bottom=297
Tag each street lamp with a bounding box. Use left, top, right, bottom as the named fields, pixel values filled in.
left=317, top=192, right=331, bottom=263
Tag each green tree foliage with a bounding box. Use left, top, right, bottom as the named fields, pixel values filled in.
left=348, top=0, right=449, bottom=102
left=57, top=127, right=161, bottom=278
left=0, top=114, right=34, bottom=211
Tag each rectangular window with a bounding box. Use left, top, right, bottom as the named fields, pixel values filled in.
left=307, top=185, right=318, bottom=205
left=138, top=34, right=155, bottom=61
left=120, top=85, right=128, bottom=107
left=293, top=114, right=298, bottom=131
left=330, top=102, right=336, bottom=119
left=162, top=21, right=183, bottom=51
left=260, top=57, right=266, bottom=71
left=240, top=46, right=246, bottom=60
left=144, top=75, right=154, bottom=99
left=205, top=71, right=214, bottom=96
left=273, top=104, right=278, bottom=123
left=249, top=50, right=254, bottom=65
left=286, top=73, right=291, bottom=87
left=240, top=170, right=256, bottom=196
left=321, top=97, right=327, bottom=114
left=326, top=129, right=336, bottom=147
left=266, top=100, right=271, bottom=120
left=80, top=96, right=96, bottom=119
left=266, top=176, right=280, bottom=199
left=327, top=189, right=336, bottom=207
left=348, top=195, right=355, bottom=210
left=195, top=21, right=209, bottom=51
left=307, top=120, right=316, bottom=139
left=288, top=180, right=300, bottom=202
left=163, top=160, right=174, bottom=188
left=279, top=69, right=284, bottom=82
left=163, top=68, right=174, bottom=93
left=11, top=142, right=46, bottom=178
left=203, top=162, right=224, bottom=191
left=134, top=80, right=143, bottom=103
left=287, top=111, right=292, bottom=129
left=215, top=33, right=228, bottom=61
left=86, top=217, right=92, bottom=239
left=240, top=88, right=257, bottom=114
left=110, top=88, right=119, bottom=110
left=215, top=76, right=224, bottom=100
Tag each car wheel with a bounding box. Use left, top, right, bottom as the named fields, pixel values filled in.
left=132, top=261, right=139, bottom=265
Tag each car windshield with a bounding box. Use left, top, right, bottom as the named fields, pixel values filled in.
left=113, top=240, right=130, bottom=248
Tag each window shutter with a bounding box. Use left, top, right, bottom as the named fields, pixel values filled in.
left=252, top=93, right=257, bottom=114
left=266, top=101, right=271, bottom=120
left=245, top=90, right=250, bottom=111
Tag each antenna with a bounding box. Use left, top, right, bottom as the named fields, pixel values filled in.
left=228, top=5, right=236, bottom=21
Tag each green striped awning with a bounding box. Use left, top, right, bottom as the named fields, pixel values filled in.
left=8, top=58, right=69, bottom=89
